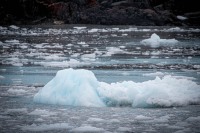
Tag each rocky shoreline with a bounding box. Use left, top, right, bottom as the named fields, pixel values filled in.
left=0, top=0, right=199, bottom=26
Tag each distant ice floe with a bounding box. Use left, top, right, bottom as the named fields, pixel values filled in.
left=34, top=69, right=200, bottom=108
left=177, top=16, right=188, bottom=21
left=34, top=59, right=89, bottom=68
left=70, top=125, right=105, bottom=132
left=22, top=123, right=71, bottom=131
left=1, top=25, right=200, bottom=36
left=141, top=33, right=179, bottom=48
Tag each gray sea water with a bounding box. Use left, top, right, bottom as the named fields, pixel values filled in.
left=0, top=25, right=200, bottom=132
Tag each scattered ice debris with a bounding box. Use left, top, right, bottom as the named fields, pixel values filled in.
left=141, top=33, right=179, bottom=48
left=7, top=88, right=27, bottom=94
left=7, top=108, right=28, bottom=113
left=29, top=109, right=56, bottom=116
left=41, top=54, right=66, bottom=61
left=104, top=47, right=125, bottom=56
left=22, top=123, right=71, bottom=131
left=70, top=125, right=105, bottom=132
left=117, top=127, right=132, bottom=132
left=177, top=16, right=188, bottom=21
left=34, top=69, right=200, bottom=108
left=34, top=59, right=89, bottom=68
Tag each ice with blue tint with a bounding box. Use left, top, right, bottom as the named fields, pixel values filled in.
left=34, top=69, right=200, bottom=108
left=141, top=33, right=179, bottom=48
left=34, top=69, right=105, bottom=107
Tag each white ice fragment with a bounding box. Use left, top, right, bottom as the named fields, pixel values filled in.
left=74, top=27, right=87, bottom=30
left=34, top=59, right=88, bottom=68
left=141, top=33, right=179, bottom=48
left=5, top=39, right=20, bottom=43
left=9, top=25, right=20, bottom=30
left=22, top=123, right=71, bottom=131
left=71, top=125, right=105, bottom=132
left=29, top=109, right=56, bottom=116
left=67, top=43, right=73, bottom=46
left=135, top=115, right=152, bottom=120
left=42, top=54, right=66, bottom=61
left=177, top=16, right=188, bottom=20
left=117, top=127, right=132, bottom=132
left=12, top=63, right=23, bottom=67
left=77, top=42, right=86, bottom=45
left=7, top=108, right=27, bottom=113
left=0, top=75, right=5, bottom=80
left=88, top=29, right=99, bottom=33
left=7, top=88, right=27, bottom=94
left=87, top=117, right=105, bottom=122
left=186, top=116, right=200, bottom=122
left=143, top=72, right=166, bottom=77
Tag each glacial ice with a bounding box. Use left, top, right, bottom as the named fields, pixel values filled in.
left=34, top=69, right=105, bottom=107
left=141, top=33, right=179, bottom=48
left=34, top=69, right=200, bottom=108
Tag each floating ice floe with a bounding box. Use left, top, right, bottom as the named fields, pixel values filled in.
left=34, top=59, right=89, bottom=68
left=177, top=16, right=188, bottom=21
left=9, top=25, right=20, bottom=30
left=70, top=125, right=105, bottom=132
left=34, top=68, right=200, bottom=108
left=140, top=33, right=179, bottom=48
left=22, top=123, right=71, bottom=131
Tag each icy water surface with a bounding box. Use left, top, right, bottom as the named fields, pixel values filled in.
left=0, top=25, right=200, bottom=132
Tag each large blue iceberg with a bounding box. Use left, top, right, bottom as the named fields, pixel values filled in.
left=34, top=69, right=200, bottom=108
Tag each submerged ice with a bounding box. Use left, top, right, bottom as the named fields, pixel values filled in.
left=34, top=69, right=200, bottom=108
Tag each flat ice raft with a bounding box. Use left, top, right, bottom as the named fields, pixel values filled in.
left=34, top=69, right=200, bottom=108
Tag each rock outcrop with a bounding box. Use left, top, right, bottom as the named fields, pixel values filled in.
left=0, top=0, right=199, bottom=26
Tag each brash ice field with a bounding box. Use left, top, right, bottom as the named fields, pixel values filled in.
left=0, top=25, right=200, bottom=132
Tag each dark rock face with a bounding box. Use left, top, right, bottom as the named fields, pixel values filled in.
left=0, top=0, right=199, bottom=26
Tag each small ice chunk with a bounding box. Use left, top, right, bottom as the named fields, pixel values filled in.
left=5, top=39, right=20, bottom=43
left=71, top=125, right=105, bottom=132
left=77, top=42, right=86, bottom=45
left=88, top=29, right=99, bottom=33
left=74, top=27, right=87, bottom=30
left=186, top=116, right=200, bottom=122
left=9, top=25, right=20, bottom=30
left=177, top=16, right=188, bottom=21
left=87, top=117, right=105, bottom=122
left=7, top=88, right=27, bottom=94
left=135, top=115, right=152, bottom=120
left=7, top=108, right=27, bottom=113
left=29, top=109, right=56, bottom=116
left=143, top=72, right=165, bottom=77
left=117, top=127, right=132, bottom=132
left=0, top=75, right=5, bottom=80
left=22, top=123, right=71, bottom=131
left=141, top=33, right=178, bottom=48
